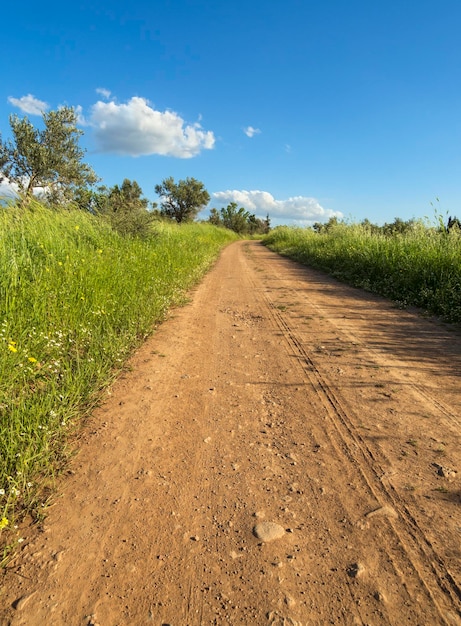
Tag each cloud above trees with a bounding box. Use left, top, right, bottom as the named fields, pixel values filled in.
left=89, top=96, right=215, bottom=158
left=6, top=92, right=215, bottom=160
left=212, top=190, right=342, bottom=225
left=7, top=94, right=49, bottom=115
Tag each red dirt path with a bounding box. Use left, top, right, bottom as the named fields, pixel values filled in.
left=1, top=240, right=461, bottom=625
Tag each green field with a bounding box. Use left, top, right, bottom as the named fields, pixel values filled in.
left=0, top=202, right=237, bottom=536
left=264, top=221, right=461, bottom=323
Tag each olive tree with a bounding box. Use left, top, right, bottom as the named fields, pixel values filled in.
left=155, top=176, right=210, bottom=223
left=0, top=106, right=97, bottom=203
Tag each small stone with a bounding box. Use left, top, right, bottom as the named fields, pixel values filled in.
left=267, top=611, right=302, bottom=626
left=53, top=550, right=64, bottom=562
left=365, top=505, right=398, bottom=520
left=253, top=522, right=285, bottom=542
left=434, top=463, right=457, bottom=478
left=13, top=592, right=36, bottom=611
left=347, top=562, right=365, bottom=578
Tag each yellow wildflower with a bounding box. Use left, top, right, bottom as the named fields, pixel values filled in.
left=0, top=517, right=8, bottom=530
left=8, top=344, right=17, bottom=353
left=28, top=357, right=37, bottom=363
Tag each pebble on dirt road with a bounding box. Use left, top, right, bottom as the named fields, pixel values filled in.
left=253, top=522, right=286, bottom=542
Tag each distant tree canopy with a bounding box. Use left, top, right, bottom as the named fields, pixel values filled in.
left=381, top=217, right=417, bottom=236
left=313, top=216, right=425, bottom=236
left=74, top=178, right=157, bottom=237
left=447, top=216, right=461, bottom=232
left=312, top=216, right=340, bottom=233
left=0, top=106, right=98, bottom=203
left=155, top=177, right=210, bottom=223
left=208, top=202, right=270, bottom=235
left=101, top=178, right=150, bottom=214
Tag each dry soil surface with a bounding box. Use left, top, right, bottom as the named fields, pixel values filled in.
left=1, top=240, right=461, bottom=626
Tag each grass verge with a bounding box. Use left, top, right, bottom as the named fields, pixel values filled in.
left=0, top=201, right=237, bottom=542
left=264, top=222, right=461, bottom=323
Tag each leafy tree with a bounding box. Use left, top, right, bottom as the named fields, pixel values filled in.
left=381, top=217, right=416, bottom=236
left=208, top=203, right=271, bottom=235
left=0, top=133, right=8, bottom=174
left=87, top=179, right=157, bottom=237
left=208, top=207, right=222, bottom=226
left=313, top=216, right=340, bottom=233
left=154, top=177, right=210, bottom=223
left=447, top=216, right=461, bottom=232
left=72, top=186, right=107, bottom=215
left=356, top=218, right=381, bottom=235
left=0, top=106, right=98, bottom=203
left=104, top=179, right=150, bottom=214
left=220, top=202, right=251, bottom=234
left=242, top=213, right=270, bottom=235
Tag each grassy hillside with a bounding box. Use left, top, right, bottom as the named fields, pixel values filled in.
left=0, top=202, right=237, bottom=538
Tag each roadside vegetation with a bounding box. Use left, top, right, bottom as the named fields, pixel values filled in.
left=264, top=217, right=461, bottom=323
left=0, top=200, right=237, bottom=548
left=0, top=104, right=255, bottom=557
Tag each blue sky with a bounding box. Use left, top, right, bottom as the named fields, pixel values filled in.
left=1, top=0, right=460, bottom=226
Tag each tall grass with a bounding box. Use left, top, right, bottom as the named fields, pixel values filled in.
left=0, top=202, right=237, bottom=530
left=264, top=222, right=461, bottom=322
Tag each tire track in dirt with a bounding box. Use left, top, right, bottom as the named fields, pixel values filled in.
left=246, top=242, right=461, bottom=624
left=267, top=298, right=460, bottom=617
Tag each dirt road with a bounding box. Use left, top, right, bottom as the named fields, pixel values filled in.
left=1, top=240, right=461, bottom=626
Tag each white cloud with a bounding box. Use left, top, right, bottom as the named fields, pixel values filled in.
left=8, top=94, right=48, bottom=115
left=74, top=105, right=87, bottom=126
left=211, top=190, right=343, bottom=225
left=0, top=177, right=51, bottom=199
left=89, top=96, right=215, bottom=158
left=0, top=179, right=18, bottom=198
left=244, top=126, right=261, bottom=138
left=96, top=87, right=111, bottom=99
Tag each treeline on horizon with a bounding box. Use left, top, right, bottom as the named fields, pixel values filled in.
left=0, top=105, right=270, bottom=237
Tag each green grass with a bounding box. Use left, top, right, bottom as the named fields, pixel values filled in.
left=264, top=222, right=461, bottom=322
left=0, top=201, right=237, bottom=530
